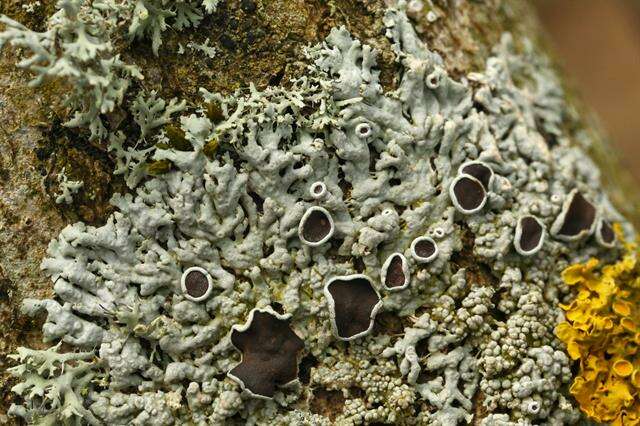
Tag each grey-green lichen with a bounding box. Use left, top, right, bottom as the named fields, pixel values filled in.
left=7, top=343, right=103, bottom=425
left=54, top=167, right=84, bottom=205
left=0, top=0, right=216, bottom=140
left=2, top=0, right=632, bottom=425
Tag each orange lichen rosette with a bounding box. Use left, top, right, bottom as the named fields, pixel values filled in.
left=556, top=225, right=640, bottom=424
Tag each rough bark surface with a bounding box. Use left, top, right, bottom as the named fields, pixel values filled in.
left=0, top=0, right=637, bottom=421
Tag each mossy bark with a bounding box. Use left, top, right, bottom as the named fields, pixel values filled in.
left=0, top=0, right=637, bottom=421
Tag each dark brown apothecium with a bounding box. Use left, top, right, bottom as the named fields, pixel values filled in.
left=596, top=219, right=616, bottom=248
left=410, top=236, right=439, bottom=263
left=459, top=161, right=494, bottom=190
left=551, top=189, right=597, bottom=241
left=449, top=174, right=487, bottom=214
left=228, top=308, right=304, bottom=399
left=298, top=206, right=335, bottom=246
left=381, top=253, right=410, bottom=291
left=181, top=267, right=213, bottom=302
left=324, top=274, right=382, bottom=341
left=514, top=215, right=546, bottom=256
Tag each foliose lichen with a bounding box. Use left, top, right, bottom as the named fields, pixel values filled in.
left=556, top=229, right=640, bottom=424
left=7, top=343, right=103, bottom=425
left=2, top=0, right=635, bottom=424
left=0, top=0, right=215, bottom=140
left=54, top=166, right=84, bottom=205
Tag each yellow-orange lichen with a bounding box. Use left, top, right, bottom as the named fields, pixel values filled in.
left=556, top=225, right=640, bottom=425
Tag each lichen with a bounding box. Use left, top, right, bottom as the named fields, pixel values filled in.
left=556, top=227, right=640, bottom=424
left=54, top=166, right=83, bottom=205
left=3, top=1, right=635, bottom=424
left=7, top=343, right=103, bottom=425
left=0, top=0, right=216, bottom=140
